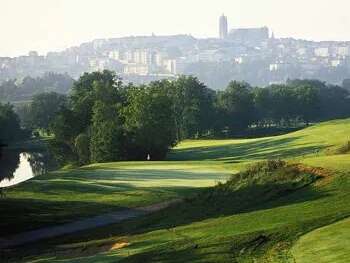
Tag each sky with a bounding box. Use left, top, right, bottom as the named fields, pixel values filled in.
left=1, top=0, right=350, bottom=57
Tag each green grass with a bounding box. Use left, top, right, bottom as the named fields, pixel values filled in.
left=14, top=157, right=350, bottom=263
left=302, top=154, right=350, bottom=171
left=0, top=161, right=231, bottom=235
left=169, top=119, right=350, bottom=162
left=291, top=217, right=350, bottom=263
left=3, top=118, right=350, bottom=262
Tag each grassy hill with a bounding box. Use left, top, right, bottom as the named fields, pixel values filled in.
left=2, top=118, right=350, bottom=262
left=169, top=119, right=350, bottom=162
left=291, top=217, right=350, bottom=263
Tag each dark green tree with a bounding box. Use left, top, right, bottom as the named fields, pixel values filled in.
left=29, top=92, right=67, bottom=132
left=253, top=87, right=273, bottom=127
left=168, top=76, right=214, bottom=139
left=216, top=81, right=255, bottom=134
left=294, top=85, right=320, bottom=125
left=124, top=85, right=176, bottom=160
left=0, top=103, right=26, bottom=144
left=90, top=79, right=125, bottom=162
left=74, top=133, right=90, bottom=165
left=50, top=107, right=81, bottom=145
left=70, top=70, right=119, bottom=133
left=90, top=101, right=124, bottom=162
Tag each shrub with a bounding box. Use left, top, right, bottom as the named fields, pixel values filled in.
left=335, top=141, right=350, bottom=154
left=203, top=160, right=319, bottom=211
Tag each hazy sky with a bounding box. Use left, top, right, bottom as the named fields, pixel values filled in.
left=1, top=0, right=350, bottom=57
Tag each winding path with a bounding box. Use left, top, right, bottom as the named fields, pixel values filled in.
left=0, top=199, right=181, bottom=249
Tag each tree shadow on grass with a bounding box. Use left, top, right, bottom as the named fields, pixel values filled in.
left=0, top=198, right=133, bottom=237
left=113, top=185, right=333, bottom=263
left=0, top=164, right=228, bottom=239
left=11, top=168, right=228, bottom=199
left=169, top=136, right=328, bottom=162
left=47, top=180, right=331, bottom=246
left=135, top=183, right=331, bottom=234
left=121, top=239, right=236, bottom=263
left=0, top=183, right=208, bottom=238
left=1, top=182, right=334, bottom=262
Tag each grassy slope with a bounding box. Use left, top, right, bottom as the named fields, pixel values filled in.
left=169, top=119, right=349, bottom=162
left=4, top=118, right=350, bottom=262
left=291, top=217, right=350, bottom=263
left=29, top=161, right=349, bottom=263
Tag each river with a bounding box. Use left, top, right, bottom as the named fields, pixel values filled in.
left=0, top=148, right=53, bottom=188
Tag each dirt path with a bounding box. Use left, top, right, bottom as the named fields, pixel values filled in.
left=0, top=199, right=181, bottom=249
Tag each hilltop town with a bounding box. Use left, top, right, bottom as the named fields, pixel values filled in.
left=1, top=15, right=350, bottom=89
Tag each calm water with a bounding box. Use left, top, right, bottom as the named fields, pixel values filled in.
left=0, top=148, right=51, bottom=188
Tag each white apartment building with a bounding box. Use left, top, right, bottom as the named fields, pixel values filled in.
left=314, top=47, right=329, bottom=57
left=124, top=64, right=149, bottom=75
left=336, top=46, right=349, bottom=57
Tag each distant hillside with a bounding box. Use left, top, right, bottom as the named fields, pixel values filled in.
left=2, top=33, right=350, bottom=88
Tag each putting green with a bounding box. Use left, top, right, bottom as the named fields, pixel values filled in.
left=0, top=161, right=231, bottom=236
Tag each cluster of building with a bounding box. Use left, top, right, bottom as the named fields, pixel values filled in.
left=1, top=15, right=350, bottom=88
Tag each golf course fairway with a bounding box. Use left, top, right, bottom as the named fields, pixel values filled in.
left=2, top=118, right=350, bottom=262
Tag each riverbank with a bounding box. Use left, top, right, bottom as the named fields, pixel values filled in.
left=5, top=136, right=52, bottom=151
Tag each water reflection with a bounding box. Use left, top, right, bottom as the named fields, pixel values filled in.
left=0, top=148, right=50, bottom=188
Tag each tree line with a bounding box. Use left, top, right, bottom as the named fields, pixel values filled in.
left=11, top=71, right=350, bottom=164
left=0, top=72, right=73, bottom=102
left=0, top=103, right=29, bottom=146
